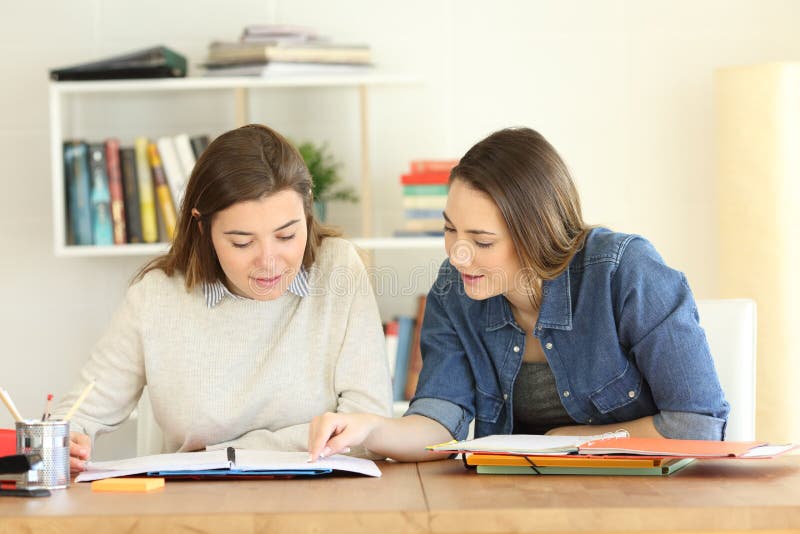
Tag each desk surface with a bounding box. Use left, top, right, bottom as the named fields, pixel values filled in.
left=2, top=457, right=800, bottom=534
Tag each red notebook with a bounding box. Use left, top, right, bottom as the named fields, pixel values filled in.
left=0, top=429, right=15, bottom=457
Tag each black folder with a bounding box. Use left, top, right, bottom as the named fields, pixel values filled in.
left=50, top=46, right=187, bottom=81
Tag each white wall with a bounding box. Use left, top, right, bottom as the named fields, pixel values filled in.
left=1, top=0, right=799, bottom=457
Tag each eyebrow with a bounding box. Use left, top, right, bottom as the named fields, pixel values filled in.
left=223, top=219, right=301, bottom=236
left=442, top=211, right=497, bottom=236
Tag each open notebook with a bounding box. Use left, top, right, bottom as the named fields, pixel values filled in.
left=426, top=430, right=630, bottom=455
left=75, top=448, right=381, bottom=482
left=427, top=433, right=796, bottom=459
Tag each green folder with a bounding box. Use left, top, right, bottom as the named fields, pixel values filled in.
left=476, top=458, right=694, bottom=476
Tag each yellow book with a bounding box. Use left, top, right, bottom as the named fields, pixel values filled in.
left=134, top=137, right=158, bottom=243
left=147, top=142, right=177, bottom=240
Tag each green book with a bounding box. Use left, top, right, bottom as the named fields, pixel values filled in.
left=402, top=185, right=449, bottom=196
left=476, top=458, right=694, bottom=476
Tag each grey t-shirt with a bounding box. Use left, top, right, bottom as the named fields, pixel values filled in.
left=512, top=361, right=575, bottom=434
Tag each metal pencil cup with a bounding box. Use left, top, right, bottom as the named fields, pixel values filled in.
left=16, top=419, right=70, bottom=489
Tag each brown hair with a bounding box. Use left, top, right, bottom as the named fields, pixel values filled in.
left=135, top=123, right=340, bottom=288
left=451, top=127, right=590, bottom=304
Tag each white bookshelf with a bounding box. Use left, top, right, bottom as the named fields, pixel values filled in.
left=49, top=74, right=427, bottom=258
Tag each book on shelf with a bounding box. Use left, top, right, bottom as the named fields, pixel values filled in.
left=104, top=139, right=127, bottom=245
left=203, top=61, right=373, bottom=77
left=402, top=196, right=448, bottom=210
left=207, top=41, right=371, bottom=65
left=402, top=185, right=449, bottom=196
left=134, top=138, right=158, bottom=243
left=147, top=142, right=177, bottom=240
left=119, top=147, right=142, bottom=244
left=173, top=133, right=197, bottom=188
left=155, top=136, right=186, bottom=210
left=410, top=159, right=458, bottom=174
left=64, top=142, right=92, bottom=246
left=190, top=135, right=210, bottom=160
left=240, top=24, right=321, bottom=44
left=75, top=448, right=381, bottom=482
left=404, top=295, right=427, bottom=400
left=87, top=144, right=114, bottom=246
left=392, top=316, right=414, bottom=402
left=401, top=171, right=451, bottom=186
left=50, top=46, right=187, bottom=81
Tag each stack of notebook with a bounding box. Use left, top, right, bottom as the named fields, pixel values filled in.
left=426, top=432, right=797, bottom=477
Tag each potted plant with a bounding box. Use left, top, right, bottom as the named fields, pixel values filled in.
left=296, top=141, right=358, bottom=222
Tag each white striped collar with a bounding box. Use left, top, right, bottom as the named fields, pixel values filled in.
left=202, top=267, right=310, bottom=308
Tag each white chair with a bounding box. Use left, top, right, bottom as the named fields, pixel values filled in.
left=695, top=298, right=757, bottom=441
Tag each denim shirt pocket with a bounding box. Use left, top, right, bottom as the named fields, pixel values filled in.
left=474, top=386, right=504, bottom=423
left=588, top=360, right=645, bottom=416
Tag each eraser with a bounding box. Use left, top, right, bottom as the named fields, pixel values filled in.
left=91, top=477, right=165, bottom=493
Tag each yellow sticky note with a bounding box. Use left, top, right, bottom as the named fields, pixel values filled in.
left=91, top=477, right=165, bottom=493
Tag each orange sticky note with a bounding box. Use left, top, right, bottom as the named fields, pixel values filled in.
left=91, top=477, right=165, bottom=493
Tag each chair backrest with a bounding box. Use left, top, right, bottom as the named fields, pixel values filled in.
left=136, top=387, right=163, bottom=456
left=695, top=299, right=757, bottom=441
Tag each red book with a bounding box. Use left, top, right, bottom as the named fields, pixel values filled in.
left=104, top=139, right=127, bottom=244
left=410, top=159, right=458, bottom=174
left=401, top=171, right=450, bottom=185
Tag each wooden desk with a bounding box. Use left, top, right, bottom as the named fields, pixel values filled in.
left=419, top=456, right=800, bottom=534
left=2, top=458, right=800, bottom=533
left=0, top=462, right=428, bottom=533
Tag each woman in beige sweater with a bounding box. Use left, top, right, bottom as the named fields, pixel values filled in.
left=57, top=124, right=391, bottom=473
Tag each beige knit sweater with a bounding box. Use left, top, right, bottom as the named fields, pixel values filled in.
left=54, top=238, right=392, bottom=456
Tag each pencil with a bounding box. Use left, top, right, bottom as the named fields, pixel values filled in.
left=63, top=380, right=96, bottom=422
left=41, top=394, right=53, bottom=421
left=0, top=387, right=24, bottom=422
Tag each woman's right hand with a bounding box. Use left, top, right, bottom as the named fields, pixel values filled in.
left=307, top=412, right=384, bottom=462
left=69, top=432, right=91, bottom=474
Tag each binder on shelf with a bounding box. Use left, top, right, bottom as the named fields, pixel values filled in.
left=50, top=46, right=187, bottom=81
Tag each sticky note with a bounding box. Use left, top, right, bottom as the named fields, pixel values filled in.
left=91, top=477, right=165, bottom=493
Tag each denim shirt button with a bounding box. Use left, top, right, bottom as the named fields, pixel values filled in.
left=503, top=393, right=508, bottom=400
left=587, top=418, right=593, bottom=423
left=545, top=342, right=553, bottom=350
left=562, top=390, right=570, bottom=398
left=513, top=346, right=520, bottom=353
left=628, top=390, right=636, bottom=398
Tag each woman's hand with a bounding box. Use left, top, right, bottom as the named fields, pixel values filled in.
left=307, top=412, right=384, bottom=462
left=69, top=432, right=91, bottom=474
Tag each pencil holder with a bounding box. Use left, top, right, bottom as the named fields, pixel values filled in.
left=15, top=419, right=70, bottom=489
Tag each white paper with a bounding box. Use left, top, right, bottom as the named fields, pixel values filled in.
left=428, top=431, right=629, bottom=455
left=76, top=449, right=381, bottom=483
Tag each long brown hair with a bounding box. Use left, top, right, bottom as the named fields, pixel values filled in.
left=451, top=127, right=590, bottom=304
left=135, top=123, right=340, bottom=289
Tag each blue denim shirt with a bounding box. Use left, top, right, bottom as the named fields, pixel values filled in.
left=406, top=228, right=729, bottom=441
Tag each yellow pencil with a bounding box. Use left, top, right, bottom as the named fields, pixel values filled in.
left=64, top=380, right=96, bottom=421
left=0, top=387, right=23, bottom=422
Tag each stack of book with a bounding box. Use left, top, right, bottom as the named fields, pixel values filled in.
left=427, top=434, right=797, bottom=476
left=63, top=134, right=210, bottom=246
left=395, top=160, right=457, bottom=237
left=203, top=24, right=373, bottom=77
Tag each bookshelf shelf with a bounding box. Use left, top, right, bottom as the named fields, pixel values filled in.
left=55, top=236, right=443, bottom=258
left=49, top=73, right=422, bottom=258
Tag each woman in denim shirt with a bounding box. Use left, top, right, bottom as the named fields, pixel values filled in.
left=309, top=127, right=729, bottom=462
